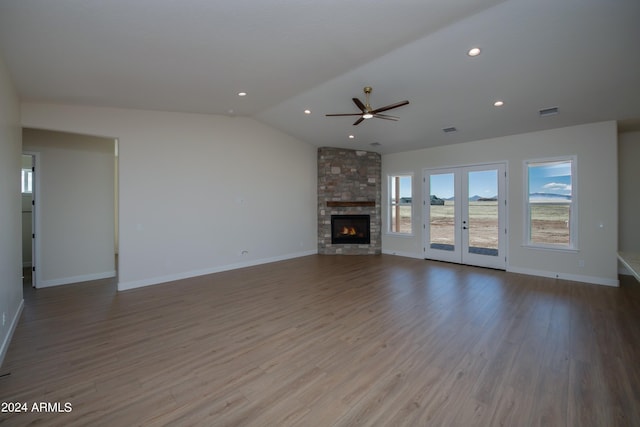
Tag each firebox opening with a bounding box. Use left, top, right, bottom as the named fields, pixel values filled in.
left=331, top=215, right=370, bottom=245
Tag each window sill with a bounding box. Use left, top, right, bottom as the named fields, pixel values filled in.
left=522, top=244, right=578, bottom=254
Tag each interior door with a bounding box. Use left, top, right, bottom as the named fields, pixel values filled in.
left=21, top=153, right=36, bottom=287
left=424, top=163, right=506, bottom=269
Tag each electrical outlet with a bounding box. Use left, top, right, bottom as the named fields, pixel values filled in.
left=578, top=259, right=585, bottom=268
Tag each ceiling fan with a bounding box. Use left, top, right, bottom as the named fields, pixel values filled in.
left=326, top=86, right=409, bottom=126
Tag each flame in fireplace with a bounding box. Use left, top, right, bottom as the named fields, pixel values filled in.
left=330, top=215, right=370, bottom=244
left=340, top=226, right=358, bottom=236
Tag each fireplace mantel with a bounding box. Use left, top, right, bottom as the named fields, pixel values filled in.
left=326, top=201, right=375, bottom=208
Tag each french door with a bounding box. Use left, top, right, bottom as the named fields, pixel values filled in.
left=423, top=163, right=506, bottom=270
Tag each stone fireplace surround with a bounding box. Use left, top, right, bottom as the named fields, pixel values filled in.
left=317, top=147, right=381, bottom=255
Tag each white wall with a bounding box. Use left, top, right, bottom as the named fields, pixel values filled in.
left=382, top=121, right=619, bottom=286
left=0, top=54, right=23, bottom=366
left=22, top=129, right=116, bottom=287
left=21, top=104, right=318, bottom=290
left=618, top=131, right=640, bottom=253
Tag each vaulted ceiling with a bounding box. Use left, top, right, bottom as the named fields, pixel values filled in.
left=1, top=0, right=639, bottom=154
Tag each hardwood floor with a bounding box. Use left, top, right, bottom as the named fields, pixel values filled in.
left=1, top=255, right=639, bottom=426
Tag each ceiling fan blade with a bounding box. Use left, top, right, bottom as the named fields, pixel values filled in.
left=374, top=113, right=399, bottom=119
left=353, top=117, right=365, bottom=126
left=352, top=98, right=367, bottom=113
left=326, top=113, right=363, bottom=117
left=373, top=115, right=398, bottom=121
left=371, top=100, right=409, bottom=114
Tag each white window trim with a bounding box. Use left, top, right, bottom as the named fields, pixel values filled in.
left=523, top=155, right=578, bottom=251
left=387, top=173, right=414, bottom=236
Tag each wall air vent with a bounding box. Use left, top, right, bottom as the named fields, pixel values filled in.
left=539, top=106, right=559, bottom=117
left=442, top=126, right=457, bottom=133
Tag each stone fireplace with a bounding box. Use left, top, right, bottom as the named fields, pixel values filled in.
left=318, top=147, right=381, bottom=255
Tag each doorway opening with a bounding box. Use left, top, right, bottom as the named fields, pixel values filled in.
left=22, top=129, right=118, bottom=289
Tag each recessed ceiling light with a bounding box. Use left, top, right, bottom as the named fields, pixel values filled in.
left=467, top=47, right=481, bottom=57
left=304, top=109, right=311, bottom=115
left=238, top=92, right=247, bottom=97
left=494, top=100, right=504, bottom=107
left=348, top=135, right=355, bottom=139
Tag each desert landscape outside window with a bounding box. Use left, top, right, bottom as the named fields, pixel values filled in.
left=389, top=174, right=412, bottom=234
left=526, top=157, right=576, bottom=249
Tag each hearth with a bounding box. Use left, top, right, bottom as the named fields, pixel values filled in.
left=331, top=215, right=370, bottom=245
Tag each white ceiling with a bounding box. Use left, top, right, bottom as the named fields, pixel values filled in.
left=1, top=0, right=639, bottom=154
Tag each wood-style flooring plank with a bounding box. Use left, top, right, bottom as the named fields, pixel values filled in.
left=1, top=255, right=639, bottom=426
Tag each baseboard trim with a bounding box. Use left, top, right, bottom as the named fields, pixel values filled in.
left=381, top=249, right=424, bottom=259
left=0, top=299, right=24, bottom=368
left=383, top=251, right=619, bottom=287
left=507, top=266, right=619, bottom=287
left=619, top=265, right=632, bottom=276
left=38, top=270, right=117, bottom=288
left=117, top=250, right=318, bottom=291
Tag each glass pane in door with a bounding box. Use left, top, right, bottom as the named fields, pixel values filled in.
left=429, top=173, right=455, bottom=251
left=467, top=169, right=499, bottom=256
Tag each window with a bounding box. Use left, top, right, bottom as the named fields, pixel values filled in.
left=525, top=157, right=576, bottom=249
left=21, top=168, right=33, bottom=194
left=389, top=174, right=412, bottom=234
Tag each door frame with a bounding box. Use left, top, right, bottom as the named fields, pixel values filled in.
left=422, top=161, right=508, bottom=270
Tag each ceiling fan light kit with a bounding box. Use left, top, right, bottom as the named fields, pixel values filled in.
left=326, top=86, right=409, bottom=126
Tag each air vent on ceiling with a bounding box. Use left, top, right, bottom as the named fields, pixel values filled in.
left=442, top=126, right=458, bottom=133
left=370, top=142, right=381, bottom=147
left=539, top=106, right=559, bottom=117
